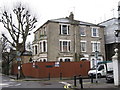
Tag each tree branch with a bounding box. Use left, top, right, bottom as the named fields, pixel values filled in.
left=2, top=34, right=16, bottom=48
left=0, top=3, right=37, bottom=52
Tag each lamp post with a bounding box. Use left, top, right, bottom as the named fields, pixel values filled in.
left=16, top=51, right=21, bottom=79
left=113, top=29, right=120, bottom=86
left=114, top=29, right=120, bottom=60
left=115, top=30, right=120, bottom=38
left=95, top=43, right=98, bottom=83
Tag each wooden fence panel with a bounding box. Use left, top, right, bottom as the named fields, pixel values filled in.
left=12, top=61, right=90, bottom=78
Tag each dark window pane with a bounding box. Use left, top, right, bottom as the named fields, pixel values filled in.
left=60, top=41, right=62, bottom=51
left=43, top=41, right=46, bottom=52
left=59, top=25, right=61, bottom=34
left=35, top=45, right=37, bottom=54
left=62, top=25, right=67, bottom=34
left=60, top=59, right=63, bottom=62
left=63, top=41, right=67, bottom=52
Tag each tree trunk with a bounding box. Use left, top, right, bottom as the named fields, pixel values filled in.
left=6, top=54, right=10, bottom=75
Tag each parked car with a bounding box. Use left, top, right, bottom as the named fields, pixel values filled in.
left=106, top=71, right=114, bottom=83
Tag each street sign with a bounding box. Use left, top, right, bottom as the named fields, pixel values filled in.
left=46, top=65, right=53, bottom=68
left=16, top=51, right=21, bottom=56
left=16, top=57, right=21, bottom=61
left=18, top=66, right=21, bottom=70
left=55, top=62, right=60, bottom=67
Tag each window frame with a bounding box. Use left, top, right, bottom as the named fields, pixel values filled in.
left=34, top=32, right=37, bottom=40
left=60, top=24, right=70, bottom=35
left=59, top=39, right=71, bottom=52
left=35, top=45, right=38, bottom=55
left=80, top=26, right=86, bottom=36
left=39, top=58, right=47, bottom=62
left=118, top=6, right=120, bottom=11
left=80, top=40, right=87, bottom=52
left=58, top=57, right=73, bottom=62
left=91, top=41, right=101, bottom=52
left=63, top=41, right=68, bottom=52
left=39, top=40, right=47, bottom=53
left=91, top=27, right=99, bottom=37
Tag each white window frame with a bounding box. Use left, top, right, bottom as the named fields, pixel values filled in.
left=32, top=46, right=34, bottom=55
left=44, top=26, right=47, bottom=35
left=33, top=44, right=38, bottom=55
left=58, top=57, right=73, bottom=62
left=39, top=40, right=47, bottom=53
left=59, top=39, right=71, bottom=52
left=80, top=26, right=86, bottom=36
left=91, top=27, right=99, bottom=37
left=34, top=33, right=37, bottom=40
left=39, top=58, right=47, bottom=62
left=80, top=40, right=87, bottom=52
left=39, top=42, right=42, bottom=53
left=90, top=56, right=103, bottom=68
left=60, top=24, right=70, bottom=35
left=91, top=41, right=101, bottom=52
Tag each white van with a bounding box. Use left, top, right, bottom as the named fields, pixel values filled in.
left=88, top=61, right=113, bottom=77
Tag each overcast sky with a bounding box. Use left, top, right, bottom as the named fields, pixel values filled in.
left=0, top=0, right=120, bottom=42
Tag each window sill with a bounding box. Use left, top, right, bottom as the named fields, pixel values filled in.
left=60, top=51, right=71, bottom=53
left=59, top=34, right=70, bottom=36
left=91, top=36, right=99, bottom=38
left=81, top=51, right=86, bottom=52
left=39, top=52, right=47, bottom=54
left=81, top=35, right=86, bottom=37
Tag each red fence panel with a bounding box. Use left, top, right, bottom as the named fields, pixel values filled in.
left=12, top=61, right=90, bottom=78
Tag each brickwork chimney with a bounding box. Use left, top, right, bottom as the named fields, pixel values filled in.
left=69, top=12, right=74, bottom=20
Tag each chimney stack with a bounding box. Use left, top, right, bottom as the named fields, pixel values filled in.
left=69, top=12, right=74, bottom=20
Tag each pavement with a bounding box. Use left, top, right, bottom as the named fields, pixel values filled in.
left=3, top=74, right=120, bottom=89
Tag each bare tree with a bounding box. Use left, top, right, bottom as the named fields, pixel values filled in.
left=1, top=36, right=16, bottom=75
left=0, top=3, right=37, bottom=77
left=0, top=3, right=37, bottom=53
left=1, top=36, right=8, bottom=52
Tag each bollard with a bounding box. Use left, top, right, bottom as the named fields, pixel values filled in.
left=60, top=73, right=62, bottom=80
left=48, top=73, right=50, bottom=80
left=79, top=75, right=83, bottom=89
left=16, top=74, right=18, bottom=80
left=90, top=74, right=93, bottom=83
left=74, top=76, right=77, bottom=87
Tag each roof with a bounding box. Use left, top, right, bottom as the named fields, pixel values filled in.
left=98, top=18, right=117, bottom=25
left=49, top=17, right=99, bottom=26
left=34, top=17, right=104, bottom=33
left=22, top=51, right=32, bottom=56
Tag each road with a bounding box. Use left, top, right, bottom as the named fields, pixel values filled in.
left=1, top=74, right=118, bottom=89
left=1, top=74, right=65, bottom=88
left=1, top=75, right=22, bottom=88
